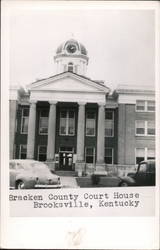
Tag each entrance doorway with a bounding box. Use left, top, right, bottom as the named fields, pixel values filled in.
left=59, top=147, right=74, bottom=171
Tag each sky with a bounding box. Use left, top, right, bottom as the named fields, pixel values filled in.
left=8, top=2, right=155, bottom=90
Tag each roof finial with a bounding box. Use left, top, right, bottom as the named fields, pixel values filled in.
left=71, top=32, right=74, bottom=38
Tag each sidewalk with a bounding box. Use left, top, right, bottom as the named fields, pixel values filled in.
left=60, top=176, right=79, bottom=188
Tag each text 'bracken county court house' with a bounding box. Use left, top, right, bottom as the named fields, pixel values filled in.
left=9, top=39, right=155, bottom=175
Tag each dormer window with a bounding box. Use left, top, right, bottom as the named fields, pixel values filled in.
left=68, top=62, right=74, bottom=72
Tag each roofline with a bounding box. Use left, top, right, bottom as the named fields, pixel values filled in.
left=27, top=71, right=110, bottom=92
left=115, top=84, right=155, bottom=94
left=115, top=89, right=155, bottom=95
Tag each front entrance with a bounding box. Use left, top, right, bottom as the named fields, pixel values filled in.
left=59, top=147, right=74, bottom=171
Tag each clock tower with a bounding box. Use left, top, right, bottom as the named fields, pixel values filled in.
left=54, top=39, right=89, bottom=76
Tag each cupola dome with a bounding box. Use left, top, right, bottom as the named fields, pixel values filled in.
left=56, top=39, right=88, bottom=56
left=54, top=39, right=89, bottom=76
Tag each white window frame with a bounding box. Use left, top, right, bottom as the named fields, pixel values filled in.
left=135, top=148, right=155, bottom=164
left=105, top=110, right=114, bottom=137
left=105, top=147, right=114, bottom=164
left=39, top=110, right=48, bottom=135
left=135, top=120, right=155, bottom=136
left=20, top=107, right=29, bottom=134
left=59, top=110, right=75, bottom=136
left=19, top=144, right=27, bottom=159
left=136, top=100, right=155, bottom=112
left=37, top=145, right=47, bottom=161
left=85, top=147, right=95, bottom=164
left=86, top=111, right=96, bottom=137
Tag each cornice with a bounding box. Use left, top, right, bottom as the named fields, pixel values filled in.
left=116, top=89, right=155, bottom=95
left=115, top=84, right=155, bottom=95
left=30, top=89, right=106, bottom=95
left=27, top=71, right=110, bottom=94
left=54, top=53, right=89, bottom=62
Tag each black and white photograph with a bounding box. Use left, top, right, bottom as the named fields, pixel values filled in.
left=9, top=4, right=156, bottom=189
left=1, top=0, right=160, bottom=249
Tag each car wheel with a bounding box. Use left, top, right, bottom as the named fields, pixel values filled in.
left=16, top=180, right=25, bottom=189
left=119, top=181, right=128, bottom=187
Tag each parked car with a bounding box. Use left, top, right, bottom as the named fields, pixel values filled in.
left=9, top=159, right=61, bottom=189
left=119, top=160, right=155, bottom=187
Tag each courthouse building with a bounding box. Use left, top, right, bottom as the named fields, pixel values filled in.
left=9, top=39, right=155, bottom=174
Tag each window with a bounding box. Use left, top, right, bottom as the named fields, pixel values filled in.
left=86, top=111, right=96, bottom=136
left=68, top=62, right=74, bottom=72
left=136, top=100, right=155, bottom=112
left=59, top=110, right=75, bottom=136
left=39, top=110, right=48, bottom=134
left=59, top=147, right=74, bottom=152
left=139, top=163, right=147, bottom=173
left=105, top=148, right=113, bottom=164
left=135, top=148, right=145, bottom=164
left=147, top=101, right=155, bottom=111
left=136, top=101, right=145, bottom=111
left=147, top=121, right=155, bottom=135
left=60, top=111, right=67, bottom=135
left=38, top=145, right=47, bottom=161
left=21, top=108, right=29, bottom=134
left=19, top=145, right=27, bottom=159
left=68, top=111, right=75, bottom=135
left=85, top=147, right=95, bottom=164
left=135, top=120, right=145, bottom=135
left=105, top=111, right=114, bottom=137
left=135, top=148, right=155, bottom=164
left=135, top=120, right=155, bottom=136
left=16, top=162, right=26, bottom=170
left=147, top=149, right=155, bottom=160
left=9, top=161, right=16, bottom=169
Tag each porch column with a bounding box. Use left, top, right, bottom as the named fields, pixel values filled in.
left=97, top=103, right=105, bottom=164
left=77, top=102, right=86, bottom=162
left=47, top=101, right=57, bottom=161
left=27, top=100, right=37, bottom=159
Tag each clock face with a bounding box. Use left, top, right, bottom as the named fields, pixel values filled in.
left=66, top=44, right=77, bottom=54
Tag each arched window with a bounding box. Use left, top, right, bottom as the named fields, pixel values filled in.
left=68, top=62, right=74, bottom=72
